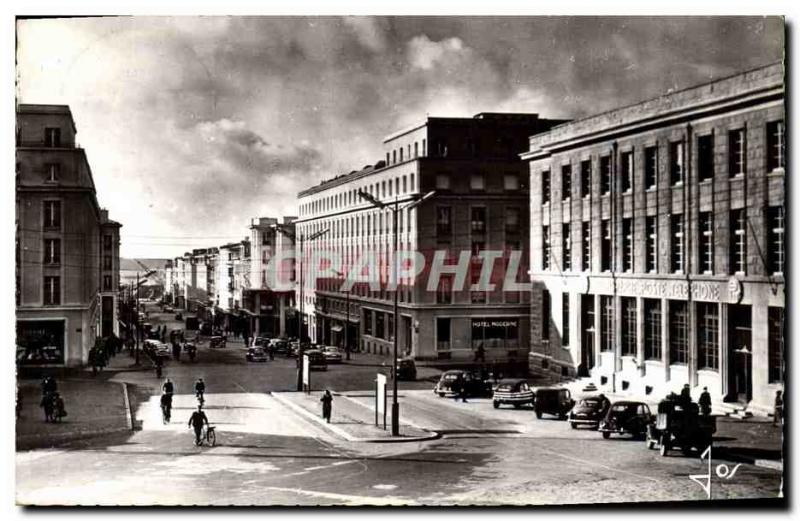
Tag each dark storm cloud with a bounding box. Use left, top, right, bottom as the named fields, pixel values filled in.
left=17, top=16, right=783, bottom=257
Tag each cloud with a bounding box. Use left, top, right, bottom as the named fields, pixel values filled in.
left=406, top=35, right=467, bottom=70
left=343, top=16, right=387, bottom=52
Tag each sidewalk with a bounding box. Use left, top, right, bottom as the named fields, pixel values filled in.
left=16, top=378, right=132, bottom=450
left=272, top=391, right=438, bottom=442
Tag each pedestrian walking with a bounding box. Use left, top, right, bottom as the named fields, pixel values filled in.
left=40, top=393, right=54, bottom=422
left=474, top=345, right=485, bottom=363
left=320, top=390, right=333, bottom=423
left=773, top=390, right=783, bottom=426
left=162, top=377, right=174, bottom=396
left=53, top=393, right=67, bottom=422
left=188, top=405, right=209, bottom=445
left=195, top=378, right=206, bottom=402
left=699, top=387, right=712, bottom=416
left=680, top=384, right=692, bottom=406
left=459, top=378, right=469, bottom=403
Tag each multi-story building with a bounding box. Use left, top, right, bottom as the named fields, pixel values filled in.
left=522, top=63, right=784, bottom=414
left=246, top=217, right=297, bottom=338
left=215, top=240, right=251, bottom=329
left=296, top=112, right=564, bottom=362
left=16, top=104, right=121, bottom=367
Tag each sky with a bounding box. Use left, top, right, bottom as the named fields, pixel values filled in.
left=16, top=16, right=784, bottom=258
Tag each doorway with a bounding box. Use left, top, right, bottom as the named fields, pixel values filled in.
left=579, top=295, right=595, bottom=377
left=728, top=304, right=752, bottom=403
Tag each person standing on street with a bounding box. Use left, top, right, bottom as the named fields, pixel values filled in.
left=162, top=378, right=174, bottom=396
left=188, top=405, right=209, bottom=445
left=699, top=387, right=712, bottom=416
left=54, top=393, right=66, bottom=422
left=195, top=378, right=206, bottom=402
left=774, top=390, right=783, bottom=426
left=320, top=390, right=333, bottom=423
left=40, top=393, right=54, bottom=422
left=680, top=384, right=693, bottom=406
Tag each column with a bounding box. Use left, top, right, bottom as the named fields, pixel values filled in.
left=719, top=302, right=728, bottom=398
left=662, top=298, right=670, bottom=382
left=688, top=299, right=697, bottom=388
left=636, top=296, right=645, bottom=377
left=594, top=293, right=602, bottom=369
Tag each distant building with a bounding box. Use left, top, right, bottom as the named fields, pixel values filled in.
left=522, top=63, right=784, bottom=414
left=297, top=112, right=565, bottom=361
left=16, top=104, right=121, bottom=367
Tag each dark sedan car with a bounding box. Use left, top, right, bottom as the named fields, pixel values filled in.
left=492, top=379, right=535, bottom=409
left=568, top=395, right=611, bottom=429
left=599, top=401, right=653, bottom=439
left=533, top=388, right=575, bottom=419
left=246, top=347, right=268, bottom=362
left=434, top=370, right=493, bottom=398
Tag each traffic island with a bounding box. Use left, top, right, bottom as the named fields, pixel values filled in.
left=16, top=378, right=133, bottom=450
left=271, top=391, right=439, bottom=443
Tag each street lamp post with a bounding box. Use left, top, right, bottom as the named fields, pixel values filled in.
left=272, top=223, right=328, bottom=391
left=357, top=189, right=435, bottom=436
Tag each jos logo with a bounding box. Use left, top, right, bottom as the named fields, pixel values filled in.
left=689, top=445, right=743, bottom=499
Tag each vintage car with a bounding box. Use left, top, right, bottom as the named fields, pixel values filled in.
left=646, top=397, right=716, bottom=456
left=568, top=395, right=612, bottom=429
left=143, top=339, right=171, bottom=361
left=304, top=349, right=328, bottom=371
left=163, top=305, right=174, bottom=313
left=322, top=346, right=343, bottom=363
left=253, top=336, right=271, bottom=347
left=246, top=347, right=268, bottom=362
left=599, top=401, right=653, bottom=439
left=492, top=379, right=535, bottom=409
left=434, top=370, right=493, bottom=398
left=209, top=336, right=227, bottom=349
left=396, top=358, right=417, bottom=381
left=271, top=339, right=290, bottom=355
left=533, top=388, right=575, bottom=419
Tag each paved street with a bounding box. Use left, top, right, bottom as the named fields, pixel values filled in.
left=15, top=305, right=783, bottom=506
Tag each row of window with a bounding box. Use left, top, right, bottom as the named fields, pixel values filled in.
left=540, top=120, right=785, bottom=203
left=386, top=139, right=427, bottom=166
left=545, top=294, right=784, bottom=384
left=41, top=274, right=115, bottom=305
left=434, top=172, right=521, bottom=192
left=300, top=173, right=416, bottom=216
left=436, top=206, right=522, bottom=238
left=541, top=206, right=784, bottom=275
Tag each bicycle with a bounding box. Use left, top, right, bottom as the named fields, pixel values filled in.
left=198, top=424, right=216, bottom=446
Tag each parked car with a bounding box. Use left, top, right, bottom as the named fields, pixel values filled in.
left=209, top=336, right=226, bottom=349
left=396, top=358, right=417, bottom=381
left=599, top=401, right=653, bottom=439
left=246, top=347, right=269, bottom=362
left=322, top=346, right=343, bottom=363
left=271, top=339, right=290, bottom=355
left=434, top=370, right=493, bottom=398
left=163, top=305, right=174, bottom=313
left=254, top=336, right=271, bottom=348
left=305, top=349, right=328, bottom=371
left=492, top=379, right=535, bottom=409
left=143, top=339, right=170, bottom=361
left=533, top=388, right=575, bottom=419
left=646, top=397, right=716, bottom=456
left=568, top=395, right=612, bottom=429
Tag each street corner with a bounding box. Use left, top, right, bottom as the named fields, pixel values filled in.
left=16, top=378, right=133, bottom=450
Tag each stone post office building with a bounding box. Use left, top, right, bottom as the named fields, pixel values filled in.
left=522, top=63, right=784, bottom=414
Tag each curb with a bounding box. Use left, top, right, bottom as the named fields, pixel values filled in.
left=337, top=393, right=431, bottom=433
left=270, top=392, right=440, bottom=443
left=754, top=459, right=783, bottom=471
left=16, top=426, right=132, bottom=449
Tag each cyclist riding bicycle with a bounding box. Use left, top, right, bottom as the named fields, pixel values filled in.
left=188, top=405, right=209, bottom=445
left=160, top=392, right=172, bottom=423
left=195, top=378, right=205, bottom=402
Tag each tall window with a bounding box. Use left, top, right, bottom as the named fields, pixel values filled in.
left=670, top=141, right=684, bottom=185
left=697, top=303, right=719, bottom=371
left=601, top=219, right=611, bottom=272
left=645, top=146, right=658, bottom=189
left=562, top=164, right=572, bottom=201
left=542, top=289, right=550, bottom=341
left=542, top=170, right=551, bottom=204
left=562, top=293, right=570, bottom=346
left=729, top=129, right=746, bottom=177
left=542, top=226, right=551, bottom=270
left=669, top=301, right=688, bottom=365
left=671, top=214, right=684, bottom=273
left=562, top=223, right=572, bottom=271
left=470, top=262, right=485, bottom=303
left=44, top=127, right=61, bottom=147
left=600, top=295, right=614, bottom=352
left=768, top=206, right=785, bottom=274
left=767, top=120, right=786, bottom=171
left=103, top=255, right=113, bottom=270
left=730, top=209, right=746, bottom=274
left=44, top=276, right=60, bottom=305
left=580, top=160, right=592, bottom=198
left=44, top=200, right=61, bottom=229
left=621, top=298, right=637, bottom=356
left=600, top=155, right=611, bottom=194
left=437, top=206, right=452, bottom=238
left=364, top=309, right=373, bottom=335
left=505, top=207, right=521, bottom=234
left=46, top=163, right=60, bottom=182
left=700, top=212, right=714, bottom=274
left=103, top=275, right=113, bottom=291
left=43, top=238, right=60, bottom=265
left=436, top=275, right=452, bottom=304
left=697, top=134, right=715, bottom=182
left=470, top=173, right=485, bottom=191
left=768, top=307, right=784, bottom=383
left=436, top=173, right=450, bottom=190
left=504, top=173, right=520, bottom=191
left=644, top=299, right=662, bottom=360
left=646, top=216, right=657, bottom=273
left=582, top=221, right=591, bottom=271
left=621, top=151, right=633, bottom=192
left=622, top=218, right=633, bottom=272
left=471, top=207, right=487, bottom=234
left=414, top=142, right=419, bottom=158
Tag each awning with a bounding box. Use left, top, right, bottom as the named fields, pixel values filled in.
left=330, top=324, right=343, bottom=332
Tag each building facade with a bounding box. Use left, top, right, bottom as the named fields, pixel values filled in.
left=522, top=63, right=785, bottom=413
left=297, top=112, right=564, bottom=362
left=16, top=104, right=121, bottom=367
